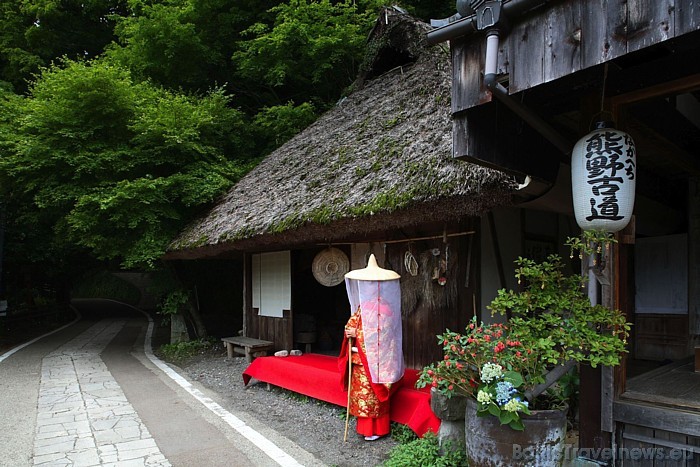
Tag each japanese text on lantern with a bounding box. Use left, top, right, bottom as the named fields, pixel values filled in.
left=583, top=131, right=636, bottom=222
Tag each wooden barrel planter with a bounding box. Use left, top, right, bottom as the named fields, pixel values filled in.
left=465, top=398, right=567, bottom=467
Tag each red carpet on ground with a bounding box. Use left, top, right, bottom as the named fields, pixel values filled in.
left=242, top=353, right=440, bottom=437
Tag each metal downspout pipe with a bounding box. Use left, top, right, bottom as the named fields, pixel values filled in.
left=428, top=0, right=571, bottom=155
left=426, top=0, right=556, bottom=46
left=482, top=27, right=571, bottom=155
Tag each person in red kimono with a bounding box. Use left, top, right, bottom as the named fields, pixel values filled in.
left=339, top=255, right=404, bottom=441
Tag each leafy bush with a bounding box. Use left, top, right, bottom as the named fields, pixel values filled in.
left=418, top=254, right=630, bottom=430
left=383, top=432, right=466, bottom=467
left=158, top=289, right=190, bottom=325
left=390, top=422, right=418, bottom=445
left=158, top=338, right=215, bottom=363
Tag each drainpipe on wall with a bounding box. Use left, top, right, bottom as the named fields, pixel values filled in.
left=427, top=0, right=556, bottom=46
left=430, top=0, right=572, bottom=155
left=482, top=27, right=571, bottom=154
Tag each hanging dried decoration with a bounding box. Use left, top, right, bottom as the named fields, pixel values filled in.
left=312, top=247, right=350, bottom=287
left=404, top=248, right=418, bottom=277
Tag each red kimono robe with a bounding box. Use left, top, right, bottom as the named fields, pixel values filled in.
left=338, top=310, right=397, bottom=437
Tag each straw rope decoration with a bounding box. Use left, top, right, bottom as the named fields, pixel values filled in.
left=404, top=250, right=418, bottom=276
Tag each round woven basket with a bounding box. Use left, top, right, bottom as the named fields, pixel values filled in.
left=312, top=247, right=350, bottom=287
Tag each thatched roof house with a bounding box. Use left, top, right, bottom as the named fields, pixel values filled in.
left=166, top=8, right=516, bottom=260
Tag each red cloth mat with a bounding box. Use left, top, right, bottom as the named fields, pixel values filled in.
left=242, top=353, right=440, bottom=437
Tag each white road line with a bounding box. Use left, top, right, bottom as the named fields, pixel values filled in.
left=131, top=303, right=306, bottom=467
left=0, top=309, right=80, bottom=364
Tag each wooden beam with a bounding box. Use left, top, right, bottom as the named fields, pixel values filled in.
left=377, top=231, right=474, bottom=245
left=487, top=212, right=507, bottom=292
left=627, top=117, right=700, bottom=177
left=614, top=400, right=700, bottom=438
left=624, top=97, right=700, bottom=176
left=622, top=432, right=700, bottom=455
left=611, top=74, right=700, bottom=111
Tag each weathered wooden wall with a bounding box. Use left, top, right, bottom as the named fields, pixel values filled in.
left=248, top=308, right=293, bottom=352
left=614, top=400, right=700, bottom=466
left=452, top=98, right=561, bottom=180
left=635, top=314, right=690, bottom=361
left=452, top=0, right=700, bottom=113
left=385, top=228, right=479, bottom=369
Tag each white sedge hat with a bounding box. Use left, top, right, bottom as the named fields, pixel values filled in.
left=344, top=254, right=400, bottom=281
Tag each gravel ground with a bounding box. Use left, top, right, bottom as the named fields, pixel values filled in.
left=168, top=345, right=401, bottom=467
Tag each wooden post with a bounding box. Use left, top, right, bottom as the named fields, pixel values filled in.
left=577, top=90, right=613, bottom=452
left=614, top=218, right=635, bottom=396
left=242, top=252, right=252, bottom=337
left=689, top=178, right=700, bottom=355
left=344, top=337, right=353, bottom=442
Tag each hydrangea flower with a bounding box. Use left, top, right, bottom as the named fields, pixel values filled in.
left=495, top=381, right=517, bottom=406
left=503, top=398, right=523, bottom=412
left=480, top=362, right=503, bottom=383
left=477, top=390, right=492, bottom=404
left=503, top=397, right=527, bottom=412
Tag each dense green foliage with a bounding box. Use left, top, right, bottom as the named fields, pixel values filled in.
left=233, top=0, right=381, bottom=107
left=0, top=0, right=456, bottom=310
left=390, top=422, right=419, bottom=445
left=0, top=0, right=128, bottom=94
left=158, top=338, right=216, bottom=363
left=1, top=60, right=251, bottom=268
left=383, top=432, right=467, bottom=467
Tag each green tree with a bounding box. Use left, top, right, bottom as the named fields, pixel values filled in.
left=0, top=59, right=253, bottom=269
left=233, top=0, right=381, bottom=108
left=0, top=0, right=127, bottom=93
left=107, top=0, right=281, bottom=95
left=108, top=1, right=219, bottom=91
left=253, top=101, right=317, bottom=154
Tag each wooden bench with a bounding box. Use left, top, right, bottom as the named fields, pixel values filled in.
left=222, top=336, right=274, bottom=362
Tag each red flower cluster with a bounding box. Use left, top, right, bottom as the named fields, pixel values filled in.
left=417, top=317, right=535, bottom=399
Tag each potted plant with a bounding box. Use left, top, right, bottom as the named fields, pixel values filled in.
left=417, top=254, right=630, bottom=467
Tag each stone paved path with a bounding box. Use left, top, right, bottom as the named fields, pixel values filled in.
left=1, top=300, right=322, bottom=467
left=33, top=319, right=169, bottom=466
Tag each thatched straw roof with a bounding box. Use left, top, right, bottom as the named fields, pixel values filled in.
left=166, top=8, right=517, bottom=259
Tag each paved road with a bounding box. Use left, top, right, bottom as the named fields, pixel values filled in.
left=0, top=299, right=322, bottom=467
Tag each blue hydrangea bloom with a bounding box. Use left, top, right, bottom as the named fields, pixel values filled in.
left=495, top=381, right=517, bottom=406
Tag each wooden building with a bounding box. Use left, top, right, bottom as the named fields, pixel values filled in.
left=164, top=9, right=518, bottom=370
left=427, top=0, right=700, bottom=463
